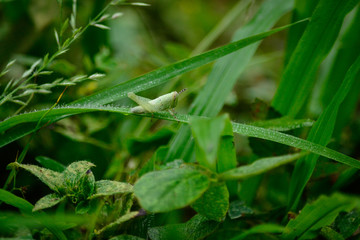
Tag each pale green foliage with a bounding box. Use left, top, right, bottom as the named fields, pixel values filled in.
left=8, top=160, right=134, bottom=213
left=33, top=193, right=66, bottom=212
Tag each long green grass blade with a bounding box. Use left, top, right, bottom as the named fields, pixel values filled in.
left=73, top=20, right=303, bottom=106
left=220, top=153, right=307, bottom=181
left=0, top=20, right=306, bottom=148
left=287, top=55, right=360, bottom=211
left=272, top=0, right=360, bottom=117
left=282, top=193, right=360, bottom=240
left=2, top=105, right=359, bottom=169
left=320, top=7, right=360, bottom=138
left=164, top=0, right=295, bottom=162
left=284, top=0, right=319, bottom=65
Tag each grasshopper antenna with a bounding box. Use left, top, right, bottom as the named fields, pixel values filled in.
left=178, top=88, right=187, bottom=94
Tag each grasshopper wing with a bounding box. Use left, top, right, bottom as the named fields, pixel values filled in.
left=128, top=92, right=157, bottom=113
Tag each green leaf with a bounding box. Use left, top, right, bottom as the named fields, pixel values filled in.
left=219, top=153, right=307, bottom=180
left=134, top=168, right=210, bottom=212
left=190, top=115, right=225, bottom=172
left=333, top=211, right=360, bottom=239
left=190, top=114, right=236, bottom=173
left=148, top=214, right=219, bottom=240
left=320, top=226, right=345, bottom=240
left=63, top=161, right=96, bottom=202
left=288, top=55, right=360, bottom=211
left=0, top=19, right=307, bottom=148
left=272, top=0, right=360, bottom=116
left=228, top=200, right=254, bottom=219
left=35, top=156, right=66, bottom=172
left=95, top=211, right=139, bottom=235
left=126, top=128, right=174, bottom=156
left=75, top=200, right=90, bottom=214
left=321, top=7, right=360, bottom=139
left=164, top=0, right=295, bottom=163
left=7, top=162, right=64, bottom=193
left=191, top=182, right=229, bottom=222
left=282, top=193, right=360, bottom=240
left=284, top=0, right=319, bottom=65
left=250, top=117, right=314, bottom=131
left=89, top=180, right=133, bottom=199
left=230, top=224, right=285, bottom=240
left=33, top=193, right=66, bottom=212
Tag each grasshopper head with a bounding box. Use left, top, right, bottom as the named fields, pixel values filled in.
left=170, top=91, right=179, bottom=108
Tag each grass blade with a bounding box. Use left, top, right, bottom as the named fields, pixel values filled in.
left=165, top=0, right=295, bottom=162
left=0, top=20, right=306, bottom=148
left=271, top=0, right=360, bottom=117
left=2, top=105, right=360, bottom=169
left=287, top=55, right=360, bottom=210
left=73, top=20, right=303, bottom=106
left=220, top=153, right=307, bottom=180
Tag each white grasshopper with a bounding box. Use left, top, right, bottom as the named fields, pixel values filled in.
left=127, top=89, right=186, bottom=116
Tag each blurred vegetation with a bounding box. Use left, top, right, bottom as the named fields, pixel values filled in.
left=1, top=0, right=360, bottom=239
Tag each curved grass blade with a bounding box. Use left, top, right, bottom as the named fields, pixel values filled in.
left=164, top=0, right=295, bottom=163
left=2, top=105, right=359, bottom=170
left=271, top=0, right=360, bottom=117
left=287, top=55, right=360, bottom=211
left=72, top=19, right=307, bottom=106
left=0, top=19, right=307, bottom=148
left=219, top=153, right=307, bottom=180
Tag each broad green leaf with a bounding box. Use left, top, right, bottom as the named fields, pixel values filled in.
left=191, top=182, right=229, bottom=222
left=7, top=162, right=64, bottom=193
left=190, top=114, right=236, bottom=173
left=228, top=200, right=254, bottom=219
left=134, top=168, right=210, bottom=212
left=282, top=193, right=360, bottom=240
left=95, top=211, right=139, bottom=235
left=272, top=0, right=360, bottom=117
left=0, top=19, right=307, bottom=148
left=190, top=115, right=226, bottom=172
left=89, top=180, right=133, bottom=199
left=165, top=0, right=295, bottom=163
left=220, top=153, right=307, bottom=180
left=288, top=55, right=360, bottom=211
left=217, top=116, right=237, bottom=173
left=63, top=161, right=96, bottom=202
left=33, top=193, right=66, bottom=212
left=148, top=214, right=219, bottom=240
left=35, top=156, right=66, bottom=172
left=75, top=200, right=90, bottom=214
left=230, top=224, right=284, bottom=240
left=250, top=117, right=314, bottom=132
